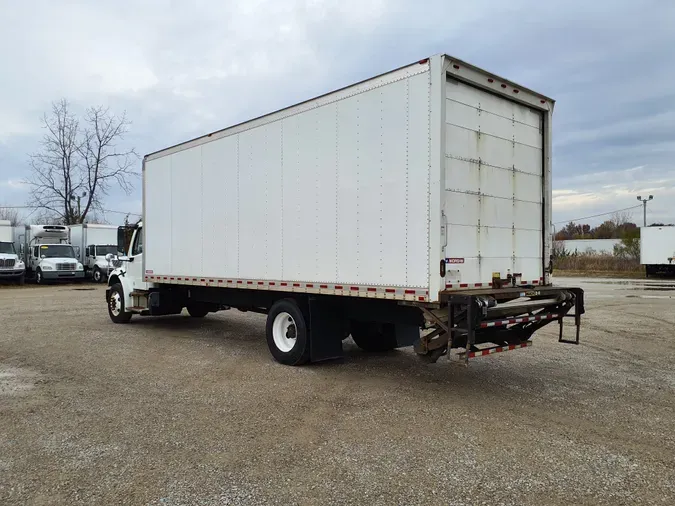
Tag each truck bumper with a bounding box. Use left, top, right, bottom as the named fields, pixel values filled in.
left=0, top=269, right=25, bottom=279
left=42, top=270, right=85, bottom=281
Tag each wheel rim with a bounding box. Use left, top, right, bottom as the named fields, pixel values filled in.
left=272, top=312, right=297, bottom=353
left=109, top=291, right=122, bottom=316
left=94, top=270, right=101, bottom=282
left=37, top=272, right=41, bottom=283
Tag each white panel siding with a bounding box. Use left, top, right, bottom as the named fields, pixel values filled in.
left=444, top=78, right=544, bottom=286
left=312, top=104, right=339, bottom=283
left=144, top=156, right=172, bottom=275
left=145, top=64, right=432, bottom=291
left=335, top=97, right=361, bottom=283
left=170, top=148, right=203, bottom=275
left=406, top=72, right=431, bottom=287
left=201, top=136, right=240, bottom=278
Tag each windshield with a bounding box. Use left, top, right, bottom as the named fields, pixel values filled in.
left=96, top=245, right=119, bottom=256
left=0, top=242, right=16, bottom=254
left=39, top=245, right=76, bottom=258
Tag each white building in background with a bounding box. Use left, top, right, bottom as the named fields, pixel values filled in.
left=560, top=239, right=621, bottom=255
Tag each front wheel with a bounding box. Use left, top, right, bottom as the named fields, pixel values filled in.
left=107, top=283, right=132, bottom=323
left=92, top=267, right=103, bottom=283
left=265, top=298, right=310, bottom=365
left=17, top=274, right=25, bottom=286
left=35, top=269, right=44, bottom=285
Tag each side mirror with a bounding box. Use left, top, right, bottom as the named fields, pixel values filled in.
left=41, top=255, right=46, bottom=259
left=105, top=253, right=114, bottom=262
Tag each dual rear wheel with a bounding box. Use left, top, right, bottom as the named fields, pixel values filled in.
left=265, top=298, right=397, bottom=365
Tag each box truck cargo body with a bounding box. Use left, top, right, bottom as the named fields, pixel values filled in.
left=641, top=226, right=675, bottom=276
left=106, top=54, right=584, bottom=365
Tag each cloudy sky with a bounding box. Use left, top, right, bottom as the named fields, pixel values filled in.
left=1, top=0, right=674, bottom=226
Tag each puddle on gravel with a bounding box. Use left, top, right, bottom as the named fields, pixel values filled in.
left=72, top=287, right=97, bottom=291
left=0, top=366, right=41, bottom=396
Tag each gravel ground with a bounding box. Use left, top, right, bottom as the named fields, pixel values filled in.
left=1, top=278, right=674, bottom=505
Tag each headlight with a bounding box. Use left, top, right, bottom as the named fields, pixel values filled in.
left=15, top=261, right=24, bottom=268
left=77, top=263, right=84, bottom=271
left=42, top=265, right=53, bottom=271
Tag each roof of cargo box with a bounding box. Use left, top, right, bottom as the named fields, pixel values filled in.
left=145, top=54, right=554, bottom=161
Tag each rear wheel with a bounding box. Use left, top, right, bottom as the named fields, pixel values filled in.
left=266, top=298, right=310, bottom=365
left=107, top=283, right=132, bottom=323
left=350, top=321, right=397, bottom=352
left=187, top=304, right=209, bottom=318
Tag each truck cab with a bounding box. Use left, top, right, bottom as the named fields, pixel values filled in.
left=19, top=225, right=85, bottom=284
left=0, top=220, right=25, bottom=284
left=84, top=244, right=120, bottom=282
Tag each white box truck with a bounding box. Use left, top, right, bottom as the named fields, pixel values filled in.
left=106, top=54, right=584, bottom=365
left=641, top=226, right=675, bottom=277
left=0, top=220, right=25, bottom=284
left=16, top=225, right=84, bottom=284
left=70, top=224, right=120, bottom=282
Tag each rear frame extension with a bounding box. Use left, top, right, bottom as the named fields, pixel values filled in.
left=416, top=286, right=584, bottom=364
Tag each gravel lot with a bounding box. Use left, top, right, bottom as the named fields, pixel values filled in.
left=1, top=278, right=674, bottom=505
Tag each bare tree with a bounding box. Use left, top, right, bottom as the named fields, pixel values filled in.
left=0, top=206, right=21, bottom=226
left=26, top=99, right=138, bottom=224
left=610, top=211, right=633, bottom=228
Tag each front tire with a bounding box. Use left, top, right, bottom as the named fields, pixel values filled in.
left=350, top=321, right=397, bottom=352
left=93, top=267, right=103, bottom=283
left=35, top=269, right=44, bottom=285
left=17, top=274, right=25, bottom=286
left=266, top=298, right=310, bottom=365
left=107, top=283, right=132, bottom=323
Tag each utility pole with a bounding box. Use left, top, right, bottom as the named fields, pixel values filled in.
left=637, top=195, right=653, bottom=227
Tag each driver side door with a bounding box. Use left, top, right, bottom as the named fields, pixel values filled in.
left=126, top=226, right=148, bottom=291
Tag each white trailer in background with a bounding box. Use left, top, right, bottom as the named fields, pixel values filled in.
left=16, top=225, right=84, bottom=284
left=641, top=226, right=675, bottom=277
left=106, top=54, right=584, bottom=366
left=0, top=220, right=25, bottom=283
left=69, top=224, right=120, bottom=282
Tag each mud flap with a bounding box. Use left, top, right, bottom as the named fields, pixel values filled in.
left=308, top=297, right=345, bottom=362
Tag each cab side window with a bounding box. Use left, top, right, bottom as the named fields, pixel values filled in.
left=131, top=228, right=143, bottom=256
left=88, top=246, right=95, bottom=256
left=33, top=246, right=39, bottom=258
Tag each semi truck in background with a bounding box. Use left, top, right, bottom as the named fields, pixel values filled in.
left=69, top=224, right=120, bottom=282
left=0, top=220, right=25, bottom=284
left=15, top=225, right=84, bottom=284
left=641, top=226, right=675, bottom=277
left=106, top=54, right=584, bottom=366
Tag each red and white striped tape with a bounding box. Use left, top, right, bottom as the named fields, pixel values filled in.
left=479, top=313, right=560, bottom=329
left=466, top=341, right=532, bottom=358
left=144, top=275, right=429, bottom=302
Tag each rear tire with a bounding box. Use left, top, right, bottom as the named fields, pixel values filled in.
left=187, top=304, right=209, bottom=318
left=350, top=321, right=397, bottom=352
left=107, top=283, right=132, bottom=323
left=266, top=298, right=310, bottom=365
